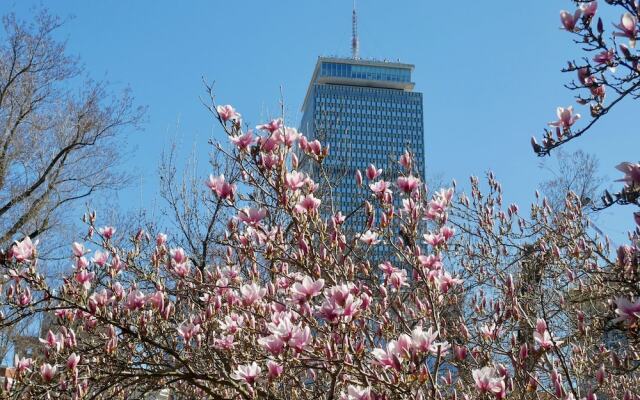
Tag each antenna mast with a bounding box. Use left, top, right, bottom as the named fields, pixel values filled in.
left=351, top=0, right=359, bottom=59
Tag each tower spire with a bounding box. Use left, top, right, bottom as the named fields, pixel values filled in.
left=351, top=0, right=359, bottom=59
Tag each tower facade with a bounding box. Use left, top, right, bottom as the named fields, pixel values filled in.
left=300, top=57, right=425, bottom=247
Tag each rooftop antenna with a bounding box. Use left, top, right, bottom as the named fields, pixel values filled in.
left=351, top=0, right=359, bottom=59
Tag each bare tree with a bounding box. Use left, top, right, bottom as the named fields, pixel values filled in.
left=0, top=11, right=144, bottom=251
left=0, top=10, right=143, bottom=365
left=539, top=149, right=606, bottom=213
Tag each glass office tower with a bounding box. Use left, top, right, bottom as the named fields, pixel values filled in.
left=300, top=57, right=425, bottom=253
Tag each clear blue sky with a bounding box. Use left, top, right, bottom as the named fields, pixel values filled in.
left=3, top=1, right=637, bottom=242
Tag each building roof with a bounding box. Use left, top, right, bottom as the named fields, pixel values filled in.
left=301, top=57, right=416, bottom=112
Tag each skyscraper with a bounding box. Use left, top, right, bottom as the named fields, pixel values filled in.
left=299, top=57, right=425, bottom=242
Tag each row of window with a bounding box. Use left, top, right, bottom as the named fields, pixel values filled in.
left=319, top=62, right=411, bottom=83
left=316, top=97, right=421, bottom=110
left=315, top=110, right=422, bottom=122
left=314, top=85, right=422, bottom=100
left=316, top=123, right=422, bottom=132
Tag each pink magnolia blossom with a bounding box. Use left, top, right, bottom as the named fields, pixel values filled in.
left=260, top=130, right=283, bottom=152
left=583, top=73, right=606, bottom=98
left=396, top=175, right=420, bottom=193
left=126, top=289, right=146, bottom=311
left=66, top=353, right=80, bottom=371
left=518, top=343, right=529, bottom=363
left=534, top=328, right=560, bottom=349
left=213, top=334, right=235, bottom=350
left=14, top=356, right=32, bottom=374
left=358, top=230, right=380, bottom=246
left=548, top=106, right=580, bottom=129
left=613, top=297, right=640, bottom=323
left=297, top=237, right=309, bottom=255
left=173, top=261, right=190, bottom=278
left=216, top=105, right=241, bottom=122
left=110, top=254, right=124, bottom=273
left=424, top=193, right=452, bottom=221
left=399, top=150, right=412, bottom=170
left=342, top=386, right=372, bottom=400
left=290, top=276, right=325, bottom=303
left=17, top=287, right=32, bottom=307
left=240, top=282, right=266, bottom=306
left=147, top=291, right=165, bottom=311
left=550, top=369, right=563, bottom=397
left=238, top=208, right=267, bottom=225
left=297, top=135, right=308, bottom=150
left=454, top=345, right=468, bottom=361
left=170, top=247, right=188, bottom=264
left=64, top=327, right=77, bottom=348
left=280, top=127, right=300, bottom=147
left=72, top=242, right=85, bottom=257
left=256, top=118, right=283, bottom=133
left=596, top=364, right=606, bottom=385
left=435, top=187, right=454, bottom=204
left=388, top=269, right=409, bottom=290
left=378, top=261, right=397, bottom=276
left=372, top=340, right=404, bottom=371
left=112, top=282, right=124, bottom=299
left=177, top=321, right=201, bottom=344
left=440, top=226, right=455, bottom=241
left=220, top=314, right=245, bottom=334
left=88, top=289, right=111, bottom=312
left=156, top=233, right=167, bottom=246
left=266, top=360, right=283, bottom=380
left=355, top=169, right=363, bottom=187
left=260, top=153, right=280, bottom=169
left=473, top=366, right=505, bottom=394
left=289, top=324, right=311, bottom=351
left=410, top=325, right=442, bottom=354
left=40, top=363, right=57, bottom=382
left=435, top=271, right=463, bottom=293
left=366, top=164, right=382, bottom=180
left=369, top=180, right=391, bottom=196
left=560, top=9, right=582, bottom=31
left=265, top=312, right=295, bottom=341
left=98, top=226, right=116, bottom=239
left=613, top=13, right=638, bottom=47
left=11, top=236, right=36, bottom=262
left=294, top=194, right=321, bottom=214
left=308, top=139, right=324, bottom=156
left=258, top=335, right=285, bottom=356
left=230, top=130, right=257, bottom=151
left=577, top=67, right=590, bottom=84
left=285, top=170, right=308, bottom=191
left=480, top=323, right=501, bottom=340
left=318, top=284, right=363, bottom=323
left=76, top=256, right=89, bottom=269
left=581, top=1, right=598, bottom=19
left=332, top=212, right=346, bottom=226
left=423, top=232, right=446, bottom=247
left=615, top=162, right=640, bottom=187
left=75, top=270, right=95, bottom=290
left=533, top=318, right=563, bottom=350
left=40, top=330, right=63, bottom=352
left=91, top=250, right=109, bottom=267
left=206, top=174, right=236, bottom=200
left=231, top=362, right=261, bottom=385
left=593, top=49, right=616, bottom=72
left=418, top=254, right=443, bottom=271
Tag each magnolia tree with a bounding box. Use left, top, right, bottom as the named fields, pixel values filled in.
left=1, top=1, right=639, bottom=399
